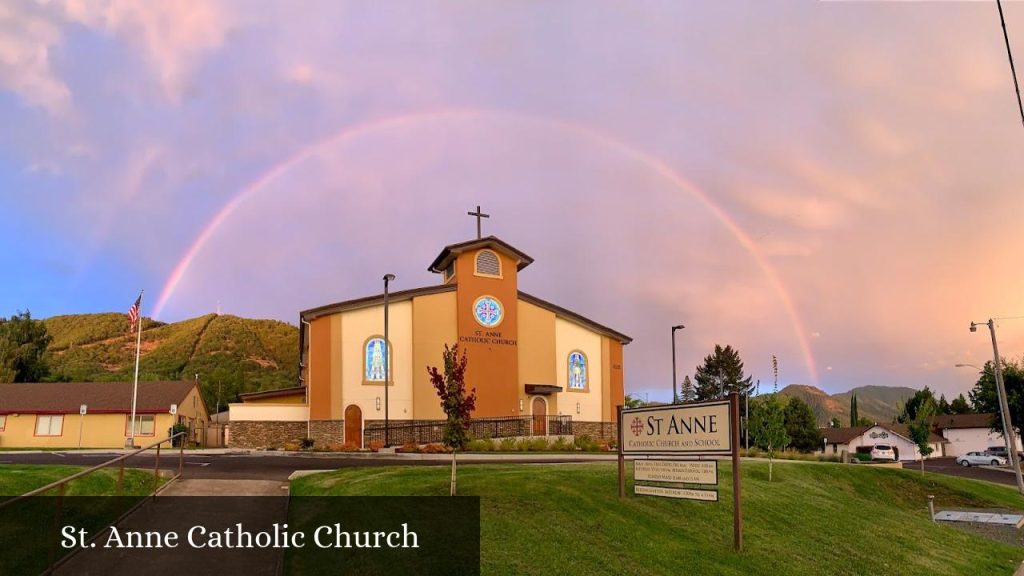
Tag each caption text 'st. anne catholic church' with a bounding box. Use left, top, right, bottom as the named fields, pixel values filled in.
left=229, top=219, right=631, bottom=449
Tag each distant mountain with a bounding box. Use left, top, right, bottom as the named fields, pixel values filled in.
left=42, top=313, right=299, bottom=412
left=779, top=384, right=917, bottom=426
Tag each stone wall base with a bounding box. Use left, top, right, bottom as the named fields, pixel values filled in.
left=572, top=421, right=618, bottom=443
left=229, top=421, right=308, bottom=449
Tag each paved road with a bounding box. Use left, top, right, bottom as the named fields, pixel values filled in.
left=0, top=452, right=607, bottom=481
left=903, top=456, right=1020, bottom=487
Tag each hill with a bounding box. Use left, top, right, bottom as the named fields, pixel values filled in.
left=779, top=383, right=917, bottom=425
left=42, top=313, right=298, bottom=412
left=291, top=462, right=1024, bottom=575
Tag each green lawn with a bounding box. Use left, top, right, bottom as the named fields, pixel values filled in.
left=0, top=464, right=163, bottom=497
left=291, top=461, right=1024, bottom=576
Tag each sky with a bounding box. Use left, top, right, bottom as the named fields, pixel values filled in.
left=2, top=0, right=1023, bottom=403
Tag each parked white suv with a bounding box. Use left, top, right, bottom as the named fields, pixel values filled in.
left=870, top=444, right=897, bottom=461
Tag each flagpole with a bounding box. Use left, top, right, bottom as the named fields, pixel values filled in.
left=127, top=290, right=143, bottom=449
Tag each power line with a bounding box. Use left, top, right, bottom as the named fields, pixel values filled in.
left=996, top=0, right=1024, bottom=127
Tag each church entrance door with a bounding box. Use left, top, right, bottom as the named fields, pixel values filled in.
left=344, top=404, right=362, bottom=448
left=532, top=397, right=546, bottom=436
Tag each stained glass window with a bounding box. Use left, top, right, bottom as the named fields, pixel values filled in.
left=473, top=296, right=503, bottom=328
left=365, top=337, right=389, bottom=381
left=568, top=351, right=587, bottom=390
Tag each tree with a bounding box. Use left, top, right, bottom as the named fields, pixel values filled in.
left=969, top=358, right=1024, bottom=438
left=950, top=393, right=973, bottom=414
left=679, top=375, right=695, bottom=403
left=693, top=344, right=753, bottom=401
left=428, top=344, right=477, bottom=496
left=829, top=417, right=841, bottom=428
left=784, top=397, right=821, bottom=452
left=849, top=394, right=858, bottom=427
left=937, top=394, right=951, bottom=415
left=624, top=394, right=643, bottom=409
left=0, top=310, right=52, bottom=383
left=897, top=387, right=938, bottom=424
left=907, top=395, right=937, bottom=474
left=750, top=394, right=790, bottom=482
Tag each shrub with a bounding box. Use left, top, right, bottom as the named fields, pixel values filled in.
left=368, top=440, right=384, bottom=452
left=498, top=438, right=518, bottom=451
left=326, top=443, right=346, bottom=452
left=854, top=452, right=873, bottom=462
left=396, top=442, right=422, bottom=453
left=283, top=441, right=301, bottom=451
left=550, top=436, right=572, bottom=451
left=574, top=434, right=599, bottom=452
left=300, top=437, right=315, bottom=450
left=339, top=441, right=360, bottom=452
left=466, top=438, right=495, bottom=452
left=527, top=437, right=550, bottom=451
left=422, top=443, right=450, bottom=454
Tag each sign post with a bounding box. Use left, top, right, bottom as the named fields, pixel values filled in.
left=618, top=394, right=743, bottom=551
left=78, top=404, right=87, bottom=449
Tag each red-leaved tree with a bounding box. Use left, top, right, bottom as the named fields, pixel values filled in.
left=428, top=344, right=476, bottom=495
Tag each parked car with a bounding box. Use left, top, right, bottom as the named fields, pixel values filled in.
left=957, top=451, right=1008, bottom=467
left=870, top=444, right=897, bottom=461
left=985, top=446, right=1024, bottom=460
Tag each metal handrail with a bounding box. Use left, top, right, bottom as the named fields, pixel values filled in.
left=0, top=431, right=187, bottom=508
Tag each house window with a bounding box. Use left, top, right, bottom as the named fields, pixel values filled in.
left=445, top=262, right=456, bottom=282
left=364, top=337, right=391, bottom=383
left=0, top=414, right=6, bottom=431
left=568, top=351, right=588, bottom=391
left=35, top=415, right=63, bottom=436
left=474, top=249, right=501, bottom=277
left=126, top=415, right=156, bottom=436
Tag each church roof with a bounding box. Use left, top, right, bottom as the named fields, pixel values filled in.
left=299, top=284, right=631, bottom=344
left=428, top=236, right=534, bottom=274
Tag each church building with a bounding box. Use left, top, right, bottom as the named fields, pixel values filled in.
left=228, top=219, right=630, bottom=449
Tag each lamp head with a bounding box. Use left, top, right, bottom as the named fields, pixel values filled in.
left=672, top=324, right=685, bottom=331
left=970, top=322, right=978, bottom=333
left=383, top=273, right=396, bottom=283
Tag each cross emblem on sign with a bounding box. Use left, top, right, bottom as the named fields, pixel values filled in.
left=630, top=417, right=643, bottom=436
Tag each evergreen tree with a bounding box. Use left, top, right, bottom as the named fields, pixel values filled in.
left=679, top=375, right=696, bottom=402
left=784, top=397, right=822, bottom=452
left=950, top=393, right=973, bottom=414
left=829, top=417, right=841, bottom=428
left=849, top=394, right=858, bottom=427
left=969, top=359, right=1024, bottom=437
left=0, top=310, right=52, bottom=383
left=693, top=344, right=754, bottom=400
left=898, top=387, right=938, bottom=424
left=937, top=394, right=951, bottom=415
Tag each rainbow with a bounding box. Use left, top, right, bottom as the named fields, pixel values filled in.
left=152, top=108, right=818, bottom=384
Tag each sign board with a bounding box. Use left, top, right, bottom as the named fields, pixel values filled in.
left=635, top=485, right=719, bottom=502
left=635, top=459, right=718, bottom=485
left=620, top=400, right=732, bottom=455
left=79, top=404, right=87, bottom=416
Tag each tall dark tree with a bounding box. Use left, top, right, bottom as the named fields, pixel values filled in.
left=0, top=310, right=52, bottom=383
left=679, top=375, right=696, bottom=402
left=783, top=397, right=822, bottom=452
left=849, top=394, right=858, bottom=427
left=950, top=393, right=973, bottom=415
left=898, top=387, right=938, bottom=424
left=693, top=344, right=753, bottom=401
left=969, top=359, right=1024, bottom=437
left=937, top=394, right=951, bottom=415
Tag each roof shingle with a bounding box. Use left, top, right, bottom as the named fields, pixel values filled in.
left=0, top=381, right=198, bottom=415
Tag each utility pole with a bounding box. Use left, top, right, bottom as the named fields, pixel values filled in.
left=972, top=319, right=1024, bottom=495
left=671, top=325, right=685, bottom=403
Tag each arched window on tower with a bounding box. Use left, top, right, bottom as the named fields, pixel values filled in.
left=474, top=249, right=501, bottom=277
left=568, top=351, right=588, bottom=391
left=364, top=337, right=390, bottom=383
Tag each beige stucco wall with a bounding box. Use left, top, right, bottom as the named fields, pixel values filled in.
left=339, top=300, right=414, bottom=423
left=0, top=412, right=178, bottom=449
left=554, top=317, right=604, bottom=421
left=518, top=300, right=557, bottom=415
left=229, top=403, right=310, bottom=422
left=412, top=291, right=457, bottom=420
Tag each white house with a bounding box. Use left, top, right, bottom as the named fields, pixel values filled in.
left=819, top=423, right=946, bottom=462
left=932, top=413, right=1022, bottom=457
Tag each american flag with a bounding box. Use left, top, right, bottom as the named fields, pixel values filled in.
left=128, top=293, right=142, bottom=333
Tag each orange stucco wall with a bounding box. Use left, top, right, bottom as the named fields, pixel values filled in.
left=309, top=315, right=334, bottom=420
left=412, top=291, right=457, bottom=420
left=455, top=248, right=520, bottom=417
left=606, top=340, right=624, bottom=422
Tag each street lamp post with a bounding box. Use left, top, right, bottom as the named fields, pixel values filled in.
left=384, top=274, right=396, bottom=447
left=970, top=319, right=1024, bottom=495
left=671, top=325, right=685, bottom=403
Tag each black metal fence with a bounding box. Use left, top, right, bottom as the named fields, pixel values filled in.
left=364, top=415, right=573, bottom=446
